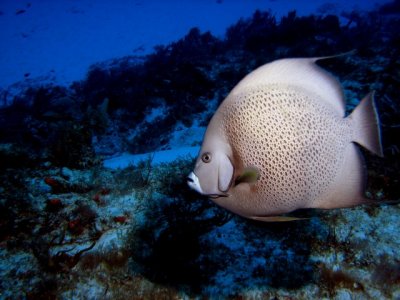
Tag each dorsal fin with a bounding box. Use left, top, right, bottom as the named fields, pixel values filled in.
left=230, top=56, right=346, bottom=116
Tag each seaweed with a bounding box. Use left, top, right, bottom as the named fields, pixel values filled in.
left=225, top=10, right=277, bottom=52
left=113, top=156, right=154, bottom=194
left=372, top=256, right=400, bottom=297
left=127, top=159, right=230, bottom=294
left=31, top=236, right=96, bottom=273
left=128, top=193, right=229, bottom=295
left=49, top=122, right=96, bottom=169
left=0, top=168, right=39, bottom=245
left=317, top=264, right=364, bottom=297
left=379, top=0, right=400, bottom=15
left=69, top=203, right=98, bottom=236
left=2, top=6, right=399, bottom=162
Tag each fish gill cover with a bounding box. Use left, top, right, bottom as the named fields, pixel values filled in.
left=0, top=1, right=399, bottom=299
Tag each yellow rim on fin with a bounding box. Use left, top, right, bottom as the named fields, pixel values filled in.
left=235, top=167, right=260, bottom=185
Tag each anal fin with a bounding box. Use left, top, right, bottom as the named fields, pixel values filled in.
left=249, top=216, right=308, bottom=222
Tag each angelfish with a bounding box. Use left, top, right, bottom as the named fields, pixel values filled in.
left=187, top=56, right=383, bottom=222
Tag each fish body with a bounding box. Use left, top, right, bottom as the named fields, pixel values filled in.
left=187, top=56, right=383, bottom=221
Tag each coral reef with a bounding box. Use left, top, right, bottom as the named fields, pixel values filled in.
left=0, top=2, right=399, bottom=298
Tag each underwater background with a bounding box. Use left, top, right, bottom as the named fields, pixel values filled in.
left=0, top=0, right=399, bottom=299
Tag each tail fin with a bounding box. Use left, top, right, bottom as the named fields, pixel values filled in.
left=350, top=92, right=383, bottom=157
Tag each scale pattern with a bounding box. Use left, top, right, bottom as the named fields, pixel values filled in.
left=221, top=84, right=352, bottom=214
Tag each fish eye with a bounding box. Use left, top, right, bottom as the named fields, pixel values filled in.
left=201, top=152, right=212, bottom=163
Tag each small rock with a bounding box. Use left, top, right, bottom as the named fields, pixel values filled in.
left=113, top=216, right=127, bottom=224
left=61, top=167, right=74, bottom=179
left=334, top=289, right=351, bottom=300
left=46, top=198, right=63, bottom=212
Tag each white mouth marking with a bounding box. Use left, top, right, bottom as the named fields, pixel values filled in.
left=187, top=172, right=204, bottom=194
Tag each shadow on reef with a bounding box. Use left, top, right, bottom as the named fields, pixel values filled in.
left=240, top=218, right=319, bottom=290
left=128, top=193, right=228, bottom=294
left=126, top=158, right=229, bottom=294
left=127, top=160, right=325, bottom=296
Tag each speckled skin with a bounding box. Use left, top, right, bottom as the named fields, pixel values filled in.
left=214, top=84, right=352, bottom=217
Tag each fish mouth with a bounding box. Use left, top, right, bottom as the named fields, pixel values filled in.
left=187, top=172, right=204, bottom=194
left=208, top=193, right=228, bottom=199
left=187, top=172, right=228, bottom=198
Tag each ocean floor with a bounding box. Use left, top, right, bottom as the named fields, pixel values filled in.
left=1, top=150, right=399, bottom=299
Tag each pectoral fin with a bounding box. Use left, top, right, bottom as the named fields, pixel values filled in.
left=235, top=167, right=260, bottom=185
